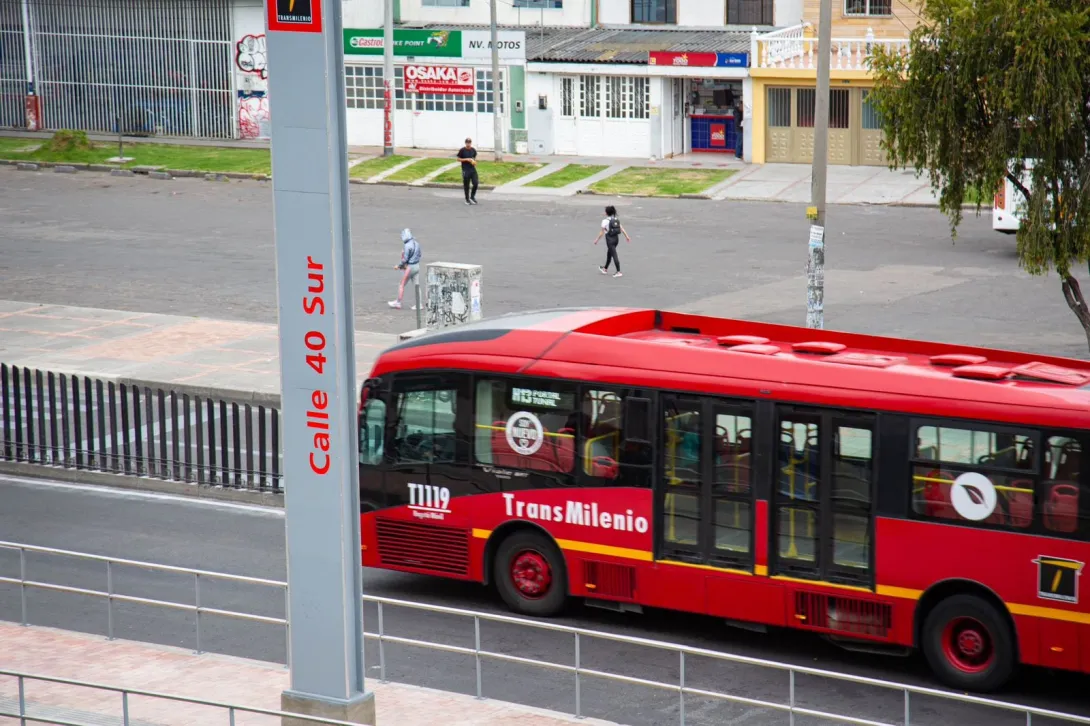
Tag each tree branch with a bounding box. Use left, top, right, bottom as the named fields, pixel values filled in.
left=1006, top=170, right=1031, bottom=202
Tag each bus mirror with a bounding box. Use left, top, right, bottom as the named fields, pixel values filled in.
left=623, top=397, right=652, bottom=444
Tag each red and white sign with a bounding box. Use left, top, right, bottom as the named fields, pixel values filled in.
left=710, top=123, right=726, bottom=147
left=403, top=65, right=475, bottom=95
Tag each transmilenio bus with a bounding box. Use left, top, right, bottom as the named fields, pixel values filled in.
left=356, top=307, right=1089, bottom=692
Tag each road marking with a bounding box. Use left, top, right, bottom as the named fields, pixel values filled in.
left=0, top=473, right=284, bottom=516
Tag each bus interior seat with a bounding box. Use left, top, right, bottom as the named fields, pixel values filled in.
left=1044, top=481, right=1079, bottom=534
left=922, top=469, right=958, bottom=520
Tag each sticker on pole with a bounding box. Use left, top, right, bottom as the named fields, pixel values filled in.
left=506, top=411, right=544, bottom=457
left=950, top=472, right=997, bottom=521
left=267, top=0, right=323, bottom=33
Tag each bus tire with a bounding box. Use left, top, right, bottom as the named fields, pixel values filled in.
left=493, top=530, right=568, bottom=617
left=922, top=594, right=1015, bottom=692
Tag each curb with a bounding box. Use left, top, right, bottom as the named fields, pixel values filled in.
left=0, top=461, right=284, bottom=507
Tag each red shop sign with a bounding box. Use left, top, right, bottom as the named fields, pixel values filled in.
left=648, top=51, right=718, bottom=67
left=403, top=65, right=475, bottom=95
left=710, top=123, right=726, bottom=147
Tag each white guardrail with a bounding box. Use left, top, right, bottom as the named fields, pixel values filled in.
left=0, top=540, right=1088, bottom=726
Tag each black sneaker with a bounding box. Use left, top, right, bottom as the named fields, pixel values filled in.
left=465, top=200, right=471, bottom=205
left=470, top=198, right=478, bottom=205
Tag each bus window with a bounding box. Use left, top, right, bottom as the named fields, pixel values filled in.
left=1042, top=436, right=1083, bottom=535
left=359, top=397, right=386, bottom=466
left=832, top=425, right=873, bottom=572
left=911, top=423, right=1036, bottom=529
left=391, top=387, right=458, bottom=465
left=474, top=378, right=578, bottom=475
left=663, top=398, right=702, bottom=549
left=777, top=413, right=821, bottom=565
left=581, top=388, right=653, bottom=487
left=712, top=410, right=752, bottom=556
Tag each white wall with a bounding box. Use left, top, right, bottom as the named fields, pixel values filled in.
left=774, top=0, right=804, bottom=26
left=677, top=0, right=726, bottom=27
left=342, top=0, right=384, bottom=28
left=385, top=0, right=590, bottom=27
left=598, top=0, right=629, bottom=24
left=230, top=0, right=268, bottom=140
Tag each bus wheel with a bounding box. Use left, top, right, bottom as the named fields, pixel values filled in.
left=494, top=531, right=567, bottom=617
left=922, top=594, right=1015, bottom=692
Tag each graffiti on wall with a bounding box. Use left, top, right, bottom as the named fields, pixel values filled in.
left=235, top=34, right=267, bottom=79
left=238, top=95, right=270, bottom=140
left=235, top=33, right=269, bottom=139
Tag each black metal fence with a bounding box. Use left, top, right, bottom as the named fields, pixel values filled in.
left=0, top=364, right=282, bottom=491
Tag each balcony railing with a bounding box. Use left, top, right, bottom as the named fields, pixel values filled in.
left=751, top=24, right=911, bottom=71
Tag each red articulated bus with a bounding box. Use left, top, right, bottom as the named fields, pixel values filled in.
left=356, top=307, right=1090, bottom=692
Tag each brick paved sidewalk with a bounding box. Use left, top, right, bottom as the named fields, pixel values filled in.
left=0, top=300, right=397, bottom=403
left=0, top=622, right=624, bottom=726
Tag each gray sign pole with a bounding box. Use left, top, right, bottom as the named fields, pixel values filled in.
left=265, top=0, right=373, bottom=722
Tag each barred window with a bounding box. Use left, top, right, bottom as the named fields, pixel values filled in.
left=845, top=0, right=892, bottom=16
left=604, top=76, right=650, bottom=120
left=514, top=0, right=563, bottom=6
left=476, top=69, right=506, bottom=114
left=561, top=77, right=574, bottom=117
left=344, top=66, right=412, bottom=110
left=423, top=0, right=470, bottom=5
left=579, top=75, right=600, bottom=118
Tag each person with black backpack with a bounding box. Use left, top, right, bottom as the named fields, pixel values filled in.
left=592, top=205, right=631, bottom=278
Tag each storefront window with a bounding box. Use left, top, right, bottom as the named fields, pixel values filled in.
left=689, top=79, right=741, bottom=116
left=344, top=66, right=411, bottom=111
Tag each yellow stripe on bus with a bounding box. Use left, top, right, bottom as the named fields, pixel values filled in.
left=469, top=530, right=1090, bottom=626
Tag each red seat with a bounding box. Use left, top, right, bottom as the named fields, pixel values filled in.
left=1005, top=481, right=1034, bottom=528
left=923, top=469, right=957, bottom=520
left=1044, top=481, right=1079, bottom=534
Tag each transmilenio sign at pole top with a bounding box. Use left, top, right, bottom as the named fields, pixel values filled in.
left=344, top=28, right=526, bottom=60
left=267, top=0, right=323, bottom=33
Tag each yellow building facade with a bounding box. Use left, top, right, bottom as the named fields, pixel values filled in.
left=749, top=1, right=919, bottom=165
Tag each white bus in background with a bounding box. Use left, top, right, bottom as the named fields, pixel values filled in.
left=992, top=162, right=1034, bottom=234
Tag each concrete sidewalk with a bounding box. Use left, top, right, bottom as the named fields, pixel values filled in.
left=712, top=163, right=948, bottom=206
left=0, top=621, right=624, bottom=726
left=0, top=300, right=397, bottom=403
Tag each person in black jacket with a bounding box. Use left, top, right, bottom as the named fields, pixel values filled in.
left=592, top=205, right=631, bottom=278
left=457, top=138, right=479, bottom=205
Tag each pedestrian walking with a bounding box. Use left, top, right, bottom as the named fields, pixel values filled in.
left=735, top=102, right=745, bottom=160
left=457, top=137, right=479, bottom=205
left=592, top=205, right=630, bottom=278
left=388, top=228, right=421, bottom=309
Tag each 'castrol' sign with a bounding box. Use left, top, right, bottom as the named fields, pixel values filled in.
left=403, top=65, right=474, bottom=95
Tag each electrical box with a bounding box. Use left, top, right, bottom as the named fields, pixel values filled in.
left=515, top=99, right=523, bottom=113
left=538, top=94, right=547, bottom=110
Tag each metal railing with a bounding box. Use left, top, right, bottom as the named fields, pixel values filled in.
left=0, top=669, right=364, bottom=726
left=2, top=540, right=1089, bottom=726
left=753, top=24, right=911, bottom=70
left=0, top=364, right=282, bottom=491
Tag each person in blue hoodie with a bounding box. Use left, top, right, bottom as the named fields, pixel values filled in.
left=388, top=228, right=421, bottom=309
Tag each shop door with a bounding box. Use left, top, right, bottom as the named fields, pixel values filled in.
left=671, top=79, right=685, bottom=157
left=856, top=89, right=887, bottom=166
left=554, top=77, right=578, bottom=155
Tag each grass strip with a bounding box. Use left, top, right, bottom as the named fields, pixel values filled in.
left=525, top=164, right=609, bottom=189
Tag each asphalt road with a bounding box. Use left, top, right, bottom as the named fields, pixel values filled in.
left=0, top=168, right=1088, bottom=358
left=0, top=475, right=1084, bottom=726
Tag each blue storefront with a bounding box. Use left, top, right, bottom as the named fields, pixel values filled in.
left=648, top=50, right=748, bottom=156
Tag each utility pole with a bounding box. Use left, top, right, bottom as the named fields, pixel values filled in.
left=383, top=0, right=395, bottom=156
left=806, top=0, right=833, bottom=329
left=490, top=0, right=503, bottom=161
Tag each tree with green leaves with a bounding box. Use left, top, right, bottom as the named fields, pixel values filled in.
left=869, top=0, right=1090, bottom=354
